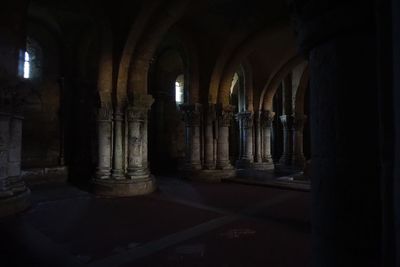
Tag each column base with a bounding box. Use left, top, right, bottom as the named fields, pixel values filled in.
left=203, top=162, right=216, bottom=170
left=216, top=161, right=234, bottom=170
left=183, top=169, right=236, bottom=183
left=22, top=166, right=68, bottom=185
left=126, top=168, right=149, bottom=180
left=252, top=162, right=275, bottom=170
left=292, top=156, right=306, bottom=171
left=235, top=159, right=253, bottom=169
left=96, top=169, right=111, bottom=180
left=279, top=155, right=292, bottom=166
left=181, top=162, right=202, bottom=171
left=92, top=175, right=156, bottom=197
left=275, top=163, right=303, bottom=175
left=111, top=169, right=125, bottom=180
left=8, top=176, right=27, bottom=194
left=0, top=189, right=30, bottom=218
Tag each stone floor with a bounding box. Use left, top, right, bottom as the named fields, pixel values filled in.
left=231, top=169, right=311, bottom=191
left=0, top=176, right=311, bottom=267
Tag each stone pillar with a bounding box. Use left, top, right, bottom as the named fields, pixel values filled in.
left=261, top=111, right=275, bottom=164
left=93, top=95, right=155, bottom=197
left=0, top=112, right=12, bottom=198
left=126, top=94, right=154, bottom=180
left=8, top=114, right=26, bottom=193
left=111, top=106, right=124, bottom=179
left=291, top=1, right=382, bottom=265
left=0, top=109, right=29, bottom=217
left=95, top=105, right=113, bottom=179
left=126, top=106, right=146, bottom=179
left=279, top=115, right=294, bottom=166
left=181, top=104, right=202, bottom=170
left=141, top=116, right=150, bottom=175
left=216, top=105, right=234, bottom=170
left=236, top=111, right=254, bottom=168
left=255, top=115, right=262, bottom=163
left=292, top=113, right=307, bottom=171
left=204, top=104, right=216, bottom=169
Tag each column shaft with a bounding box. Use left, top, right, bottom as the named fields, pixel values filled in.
left=0, top=113, right=12, bottom=197
left=204, top=105, right=216, bottom=169
left=292, top=114, right=307, bottom=170
left=8, top=115, right=25, bottom=193
left=279, top=115, right=294, bottom=166
left=181, top=104, right=202, bottom=170
left=112, top=107, right=124, bottom=179
left=261, top=111, right=275, bottom=163
left=96, top=106, right=112, bottom=179
left=236, top=112, right=254, bottom=167
left=216, top=106, right=234, bottom=170
left=127, top=107, right=145, bottom=178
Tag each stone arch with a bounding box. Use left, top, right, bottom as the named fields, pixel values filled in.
left=127, top=0, right=190, bottom=101
left=150, top=48, right=185, bottom=97
left=115, top=0, right=164, bottom=105
left=215, top=22, right=293, bottom=107
left=151, top=29, right=200, bottom=104
left=208, top=31, right=251, bottom=106
left=259, top=55, right=306, bottom=112
left=97, top=23, right=113, bottom=106
left=241, top=59, right=254, bottom=112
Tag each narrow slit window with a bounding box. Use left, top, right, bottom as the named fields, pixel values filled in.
left=175, top=75, right=184, bottom=104
left=23, top=51, right=30, bottom=79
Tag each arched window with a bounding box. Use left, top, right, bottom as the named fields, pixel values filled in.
left=19, top=37, right=42, bottom=80
left=175, top=74, right=184, bottom=105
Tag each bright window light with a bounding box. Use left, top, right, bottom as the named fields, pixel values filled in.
left=230, top=73, right=239, bottom=95
left=23, top=51, right=30, bottom=79
left=175, top=75, right=184, bottom=104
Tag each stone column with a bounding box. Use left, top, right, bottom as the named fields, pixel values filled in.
left=8, top=114, right=26, bottom=193
left=0, top=112, right=12, bottom=198
left=255, top=115, right=262, bottom=163
left=291, top=113, right=307, bottom=171
left=126, top=106, right=146, bottom=179
left=291, top=1, right=382, bottom=265
left=126, top=94, right=154, bottom=180
left=111, top=106, right=124, bottom=179
left=236, top=111, right=254, bottom=168
left=216, top=105, right=234, bottom=170
left=95, top=105, right=113, bottom=179
left=141, top=115, right=150, bottom=176
left=261, top=110, right=275, bottom=164
left=279, top=114, right=294, bottom=166
left=181, top=104, right=202, bottom=170
left=204, top=104, right=216, bottom=169
left=93, top=95, right=155, bottom=197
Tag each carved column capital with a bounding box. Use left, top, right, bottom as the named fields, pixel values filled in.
left=280, top=114, right=295, bottom=129
left=180, top=103, right=202, bottom=127
left=205, top=103, right=217, bottom=125
left=97, top=104, right=113, bottom=121
left=236, top=112, right=254, bottom=129
left=217, top=104, right=235, bottom=127
left=126, top=106, right=146, bottom=122
left=260, top=110, right=275, bottom=128
left=132, top=93, right=154, bottom=111
left=113, top=105, right=125, bottom=121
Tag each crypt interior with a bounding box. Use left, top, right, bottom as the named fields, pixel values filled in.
left=0, top=0, right=399, bottom=266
